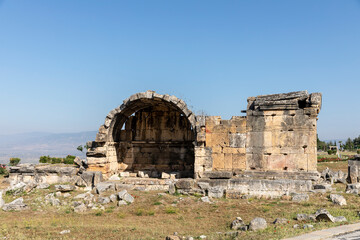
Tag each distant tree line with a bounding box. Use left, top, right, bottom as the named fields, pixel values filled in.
left=317, top=135, right=360, bottom=153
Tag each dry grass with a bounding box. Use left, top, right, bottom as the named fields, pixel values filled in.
left=0, top=186, right=360, bottom=240
left=317, top=161, right=348, bottom=173
left=0, top=161, right=357, bottom=239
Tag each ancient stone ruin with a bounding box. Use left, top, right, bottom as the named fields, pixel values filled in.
left=87, top=90, right=322, bottom=180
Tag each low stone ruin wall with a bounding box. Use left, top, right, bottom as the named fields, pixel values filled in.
left=8, top=164, right=79, bottom=185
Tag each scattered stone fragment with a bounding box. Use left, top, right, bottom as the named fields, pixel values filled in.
left=330, top=194, right=347, bottom=206
left=207, top=186, right=224, bottom=198
left=24, top=182, right=37, bottom=193
left=334, top=216, right=347, bottom=223
left=60, top=230, right=70, bottom=235
left=137, top=171, right=145, bottom=178
left=345, top=183, right=360, bottom=194
left=98, top=197, right=110, bottom=205
left=72, top=201, right=82, bottom=207
left=109, top=174, right=120, bottom=181
left=7, top=182, right=26, bottom=195
left=109, top=194, right=118, bottom=202
left=249, top=217, right=267, bottom=231
left=168, top=183, right=176, bottom=195
left=0, top=190, right=4, bottom=208
left=296, top=214, right=316, bottom=221
left=199, top=235, right=207, bottom=239
left=63, top=193, right=71, bottom=198
left=55, top=191, right=62, bottom=197
left=55, top=185, right=75, bottom=192
left=165, top=235, right=180, bottom=240
left=231, top=217, right=247, bottom=230
left=303, top=224, right=313, bottom=229
left=273, top=218, right=288, bottom=225
left=37, top=183, right=50, bottom=189
left=200, top=196, right=211, bottom=203
left=161, top=172, right=170, bottom=179
left=95, top=182, right=115, bottom=194
left=313, top=183, right=332, bottom=192
left=119, top=172, right=130, bottom=177
left=117, top=200, right=127, bottom=206
left=291, top=193, right=309, bottom=202
left=74, top=203, right=87, bottom=213
left=118, top=190, right=134, bottom=203
left=2, top=197, right=28, bottom=211
left=293, top=224, right=300, bottom=229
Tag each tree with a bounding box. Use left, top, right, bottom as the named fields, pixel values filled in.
left=344, top=138, right=354, bottom=151
left=77, top=145, right=83, bottom=152
left=9, top=157, right=21, bottom=166
left=317, top=135, right=327, bottom=151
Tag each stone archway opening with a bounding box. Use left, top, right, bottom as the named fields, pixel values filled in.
left=87, top=91, right=197, bottom=178
left=112, top=101, right=195, bottom=178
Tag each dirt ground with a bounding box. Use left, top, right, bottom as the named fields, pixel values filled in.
left=0, top=162, right=358, bottom=240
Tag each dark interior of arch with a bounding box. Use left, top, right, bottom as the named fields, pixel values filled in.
left=111, top=99, right=195, bottom=178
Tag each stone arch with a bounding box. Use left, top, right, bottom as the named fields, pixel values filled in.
left=88, top=90, right=197, bottom=177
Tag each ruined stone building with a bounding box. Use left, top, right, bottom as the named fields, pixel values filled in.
left=87, top=90, right=322, bottom=180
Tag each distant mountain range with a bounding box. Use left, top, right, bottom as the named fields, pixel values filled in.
left=0, top=131, right=97, bottom=164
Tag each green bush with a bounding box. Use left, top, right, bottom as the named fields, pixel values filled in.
left=63, top=155, right=76, bottom=164
left=9, top=158, right=21, bottom=166
left=0, top=164, right=8, bottom=175
left=39, top=156, right=51, bottom=163
left=357, top=149, right=360, bottom=154
left=327, top=149, right=337, bottom=155
left=39, top=155, right=76, bottom=165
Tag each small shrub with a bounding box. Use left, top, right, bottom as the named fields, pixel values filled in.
left=165, top=207, right=178, bottom=214
left=39, top=156, right=50, bottom=163
left=153, top=201, right=162, bottom=205
left=39, top=155, right=76, bottom=165
left=0, top=164, right=8, bottom=175
left=9, top=158, right=21, bottom=166
left=95, top=211, right=103, bottom=216
left=118, top=212, right=126, bottom=219
left=135, top=208, right=144, bottom=216
left=63, top=155, right=75, bottom=164
left=357, top=149, right=360, bottom=154
left=147, top=210, right=155, bottom=216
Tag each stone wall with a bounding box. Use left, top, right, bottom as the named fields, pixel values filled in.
left=246, top=91, right=321, bottom=172
left=88, top=90, right=322, bottom=179
left=205, top=116, right=247, bottom=171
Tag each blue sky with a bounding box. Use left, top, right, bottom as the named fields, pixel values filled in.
left=0, top=0, right=359, bottom=140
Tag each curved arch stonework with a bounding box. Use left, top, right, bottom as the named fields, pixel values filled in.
left=87, top=90, right=204, bottom=177
left=87, top=90, right=322, bottom=180
left=96, top=90, right=196, bottom=143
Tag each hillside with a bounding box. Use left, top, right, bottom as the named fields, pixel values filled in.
left=0, top=131, right=97, bottom=164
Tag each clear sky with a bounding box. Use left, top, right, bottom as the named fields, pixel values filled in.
left=0, top=0, right=359, bottom=140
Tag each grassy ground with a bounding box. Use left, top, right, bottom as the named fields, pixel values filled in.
left=0, top=162, right=358, bottom=240
left=317, top=161, right=348, bottom=173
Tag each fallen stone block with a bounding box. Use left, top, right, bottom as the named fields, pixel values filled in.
left=108, top=174, right=120, bottom=181
left=2, top=197, right=28, bottom=211
left=98, top=197, right=110, bottom=205
left=273, top=218, right=288, bottom=225
left=118, top=190, right=134, bottom=203
left=96, top=182, right=115, bottom=194
left=291, top=193, right=309, bottom=202
left=74, top=203, right=87, bottom=213
left=55, top=185, right=75, bottom=192
left=249, top=217, right=267, bottom=231
left=296, top=214, right=316, bottom=221
left=330, top=194, right=347, bottom=206
left=231, top=217, right=245, bottom=230
left=208, top=186, right=224, bottom=198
